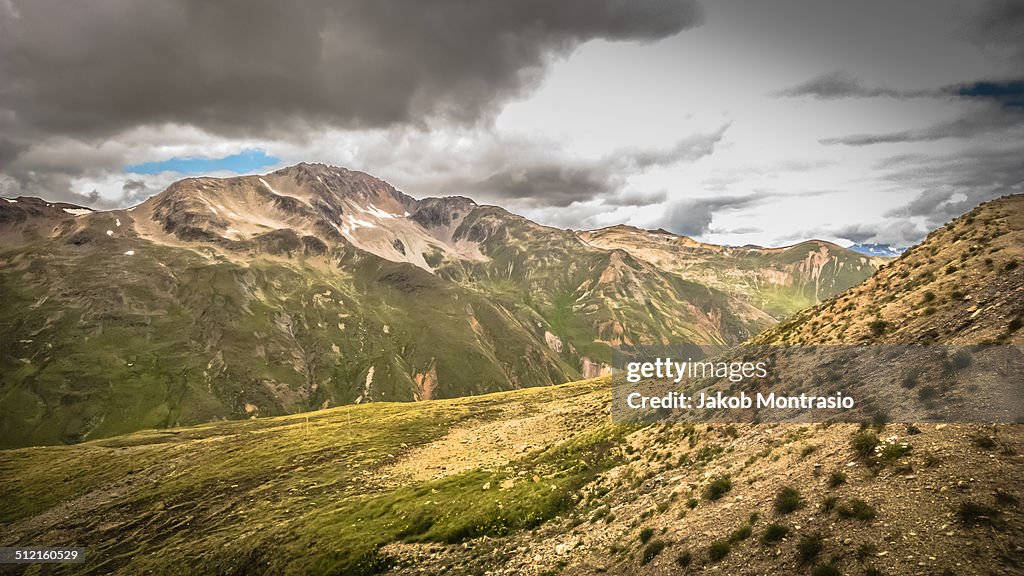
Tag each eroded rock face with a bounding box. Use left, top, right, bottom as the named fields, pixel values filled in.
left=410, top=197, right=475, bottom=229
left=581, top=357, right=612, bottom=379
left=544, top=331, right=563, bottom=353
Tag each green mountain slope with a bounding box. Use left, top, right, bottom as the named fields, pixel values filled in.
left=0, top=164, right=877, bottom=447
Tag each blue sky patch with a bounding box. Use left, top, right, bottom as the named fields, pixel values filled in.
left=956, top=80, right=1024, bottom=109
left=125, top=149, right=280, bottom=175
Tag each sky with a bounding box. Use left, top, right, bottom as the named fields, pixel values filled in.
left=0, top=0, right=1022, bottom=248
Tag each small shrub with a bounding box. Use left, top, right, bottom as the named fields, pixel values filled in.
left=639, top=527, right=655, bottom=544
left=641, top=539, right=667, bottom=565
left=868, top=319, right=887, bottom=337
left=708, top=540, right=730, bottom=561
left=749, top=511, right=759, bottom=524
left=950, top=350, right=972, bottom=370
left=797, top=533, right=824, bottom=563
left=1006, top=260, right=1019, bottom=271
left=774, top=486, right=803, bottom=514
left=828, top=471, right=847, bottom=488
left=995, top=490, right=1018, bottom=506
left=957, top=501, right=1002, bottom=527
left=820, top=495, right=839, bottom=513
left=837, top=499, right=876, bottom=521
left=761, top=523, right=789, bottom=543
left=856, top=542, right=878, bottom=561
left=812, top=564, right=842, bottom=576
left=901, top=370, right=919, bottom=389
left=972, top=435, right=997, bottom=450
left=675, top=550, right=692, bottom=567
left=923, top=291, right=936, bottom=303
left=728, top=525, right=752, bottom=543
left=800, top=445, right=817, bottom=458
left=851, top=431, right=879, bottom=460
left=917, top=385, right=938, bottom=401
left=704, top=475, right=732, bottom=501
left=686, top=497, right=698, bottom=509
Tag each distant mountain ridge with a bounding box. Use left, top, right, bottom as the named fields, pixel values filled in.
left=847, top=242, right=905, bottom=258
left=0, top=164, right=881, bottom=446
left=579, top=224, right=887, bottom=319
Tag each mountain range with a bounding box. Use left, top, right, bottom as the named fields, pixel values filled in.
left=847, top=243, right=906, bottom=258
left=0, top=192, right=1019, bottom=575
left=0, top=164, right=884, bottom=448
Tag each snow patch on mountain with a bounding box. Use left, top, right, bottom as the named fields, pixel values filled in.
left=847, top=243, right=905, bottom=257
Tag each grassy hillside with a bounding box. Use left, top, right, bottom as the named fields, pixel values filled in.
left=0, top=379, right=617, bottom=575
left=1, top=196, right=1021, bottom=575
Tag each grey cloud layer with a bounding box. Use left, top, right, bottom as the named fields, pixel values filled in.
left=0, top=0, right=701, bottom=141
left=462, top=127, right=727, bottom=208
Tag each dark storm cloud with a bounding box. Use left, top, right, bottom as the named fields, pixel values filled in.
left=654, top=195, right=761, bottom=237
left=0, top=0, right=703, bottom=141
left=465, top=128, right=727, bottom=208
left=476, top=163, right=615, bottom=207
